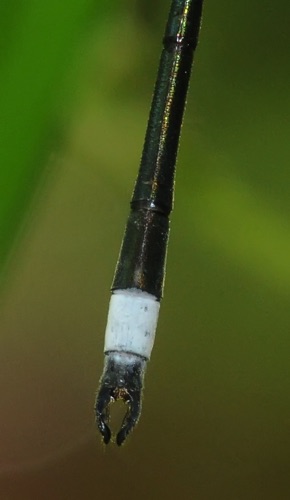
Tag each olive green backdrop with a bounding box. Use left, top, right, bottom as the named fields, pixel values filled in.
left=0, top=0, right=290, bottom=498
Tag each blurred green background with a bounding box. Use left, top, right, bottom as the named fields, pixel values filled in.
left=1, top=0, right=290, bottom=498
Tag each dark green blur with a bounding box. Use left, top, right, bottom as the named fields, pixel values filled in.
left=0, top=1, right=290, bottom=499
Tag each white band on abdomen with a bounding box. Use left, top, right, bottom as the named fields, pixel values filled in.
left=104, top=289, right=160, bottom=360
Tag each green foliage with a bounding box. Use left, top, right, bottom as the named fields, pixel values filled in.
left=0, top=0, right=108, bottom=280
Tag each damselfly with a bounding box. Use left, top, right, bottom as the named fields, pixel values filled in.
left=96, top=0, right=203, bottom=445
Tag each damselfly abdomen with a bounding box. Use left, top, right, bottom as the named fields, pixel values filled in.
left=96, top=0, right=203, bottom=446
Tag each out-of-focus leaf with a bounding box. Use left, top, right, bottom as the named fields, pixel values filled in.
left=0, top=0, right=109, bottom=282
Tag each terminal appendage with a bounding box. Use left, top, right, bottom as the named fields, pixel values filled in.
left=95, top=352, right=146, bottom=446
